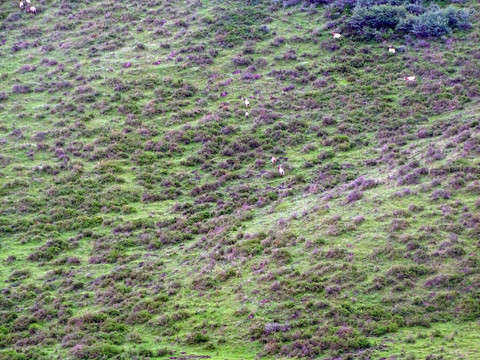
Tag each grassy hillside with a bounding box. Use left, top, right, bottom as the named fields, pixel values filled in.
left=1, top=0, right=480, bottom=359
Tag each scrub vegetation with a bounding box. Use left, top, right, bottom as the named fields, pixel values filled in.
left=0, top=0, right=480, bottom=359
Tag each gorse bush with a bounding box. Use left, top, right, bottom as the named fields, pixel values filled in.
left=349, top=5, right=407, bottom=32
left=344, top=3, right=472, bottom=39
left=412, top=9, right=452, bottom=38
left=398, top=7, right=464, bottom=37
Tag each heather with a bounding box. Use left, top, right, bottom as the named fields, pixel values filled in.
left=0, top=0, right=480, bottom=359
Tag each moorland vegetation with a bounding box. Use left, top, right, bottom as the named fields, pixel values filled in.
left=1, top=0, right=480, bottom=359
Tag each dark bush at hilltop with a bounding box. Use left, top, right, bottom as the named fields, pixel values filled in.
left=346, top=3, right=472, bottom=39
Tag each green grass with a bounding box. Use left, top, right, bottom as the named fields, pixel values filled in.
left=1, top=0, right=480, bottom=359
left=374, top=322, right=480, bottom=360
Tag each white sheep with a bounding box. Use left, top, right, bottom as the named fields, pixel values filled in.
left=20, top=2, right=25, bottom=9
left=245, top=111, right=249, bottom=118
left=332, top=32, right=342, bottom=39
left=278, top=166, right=284, bottom=176
left=271, top=157, right=277, bottom=165
left=29, top=6, right=37, bottom=14
left=404, top=76, right=416, bottom=82
left=388, top=47, right=396, bottom=54
left=243, top=97, right=250, bottom=108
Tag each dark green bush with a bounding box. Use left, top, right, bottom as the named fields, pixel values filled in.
left=412, top=10, right=451, bottom=37
left=396, top=15, right=417, bottom=34
left=345, top=3, right=472, bottom=39
left=71, top=342, right=121, bottom=359
left=349, top=5, right=406, bottom=33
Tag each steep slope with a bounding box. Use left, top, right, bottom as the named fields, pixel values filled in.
left=1, top=0, right=480, bottom=359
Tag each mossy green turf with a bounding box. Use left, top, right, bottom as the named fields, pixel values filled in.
left=1, top=0, right=480, bottom=359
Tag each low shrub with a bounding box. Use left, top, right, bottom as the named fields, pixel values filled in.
left=70, top=342, right=121, bottom=359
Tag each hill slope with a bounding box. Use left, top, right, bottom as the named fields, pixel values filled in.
left=1, top=0, right=480, bottom=359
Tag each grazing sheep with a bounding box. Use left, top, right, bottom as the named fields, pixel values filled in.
left=404, top=76, right=416, bottom=82
left=388, top=47, right=396, bottom=54
left=245, top=111, right=249, bottom=118
left=278, top=166, right=285, bottom=176
left=20, top=2, right=25, bottom=9
left=26, top=0, right=30, bottom=3
left=332, top=32, right=342, bottom=39
left=271, top=157, right=277, bottom=165
left=243, top=97, right=250, bottom=108
left=28, top=6, right=37, bottom=14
